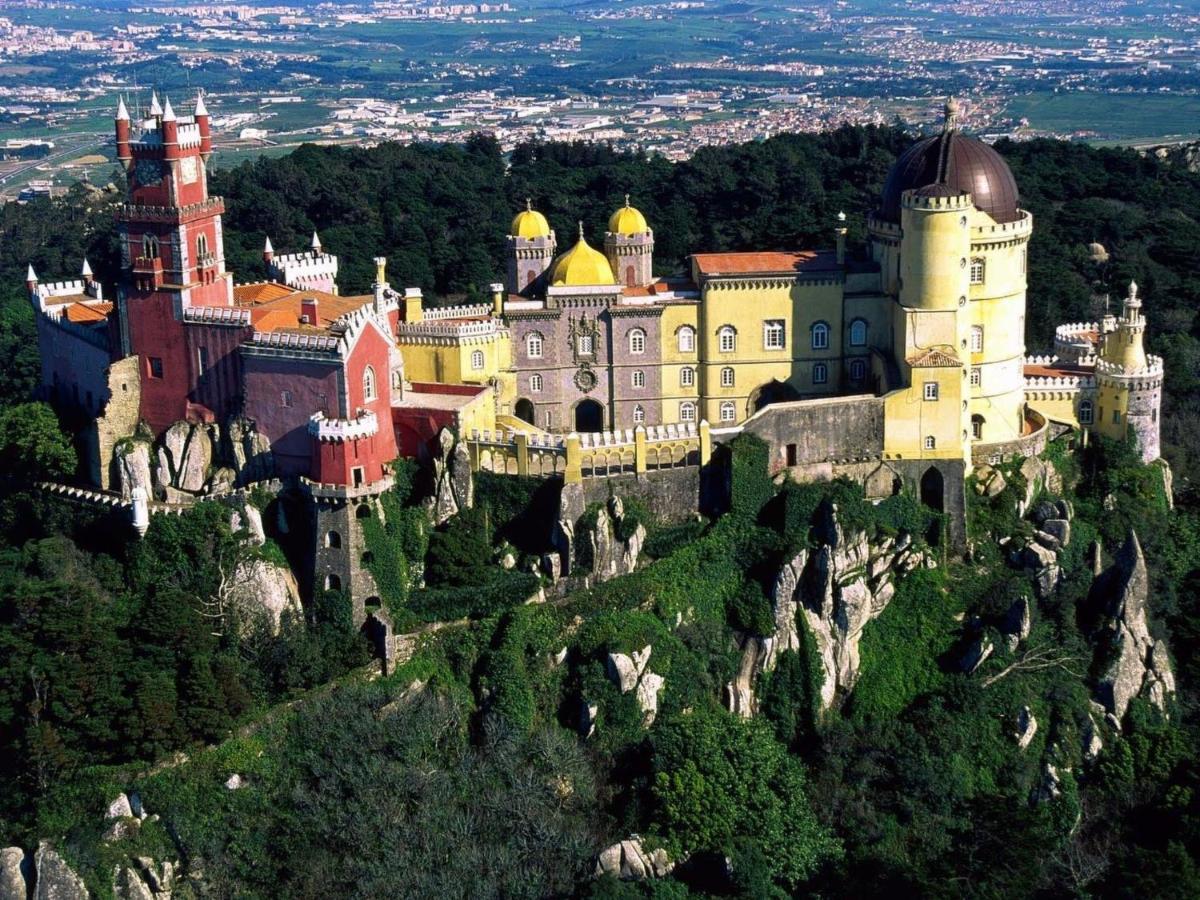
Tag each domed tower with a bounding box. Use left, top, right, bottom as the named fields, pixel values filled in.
left=1095, top=281, right=1162, bottom=461
left=604, top=195, right=653, bottom=287
left=871, top=98, right=1033, bottom=455
left=506, top=199, right=557, bottom=295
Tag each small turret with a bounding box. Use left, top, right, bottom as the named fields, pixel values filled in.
left=81, top=257, right=93, bottom=284
left=160, top=95, right=179, bottom=160
left=115, top=96, right=132, bottom=170
left=149, top=90, right=162, bottom=119
left=311, top=230, right=322, bottom=255
left=25, top=264, right=37, bottom=295
left=194, top=90, right=212, bottom=160
left=263, top=236, right=274, bottom=264
left=835, top=210, right=847, bottom=265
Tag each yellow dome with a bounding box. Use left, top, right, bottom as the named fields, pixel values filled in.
left=608, top=195, right=649, bottom=235
left=511, top=199, right=552, bottom=239
left=551, top=226, right=616, bottom=286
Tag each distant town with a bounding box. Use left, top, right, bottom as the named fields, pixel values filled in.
left=2, top=0, right=1200, bottom=199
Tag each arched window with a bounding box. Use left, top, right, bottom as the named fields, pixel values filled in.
left=632, top=370, right=645, bottom=388
left=970, top=367, right=981, bottom=387
left=471, top=349, right=485, bottom=370
left=720, top=367, right=734, bottom=388
left=526, top=332, right=543, bottom=359
left=813, top=363, right=828, bottom=384
left=633, top=404, right=645, bottom=424
left=356, top=504, right=372, bottom=519
left=849, top=359, right=866, bottom=381
left=324, top=530, right=341, bottom=549
left=530, top=373, right=543, bottom=392
left=970, top=325, right=984, bottom=353
left=849, top=319, right=868, bottom=347
left=625, top=265, right=636, bottom=287
left=324, top=573, right=341, bottom=591
left=680, top=366, right=695, bottom=388
left=196, top=233, right=209, bottom=259
left=923, top=435, right=936, bottom=451
left=971, top=414, right=985, bottom=440
left=763, top=320, right=785, bottom=349
left=142, top=235, right=159, bottom=260
left=629, top=328, right=646, bottom=355
left=811, top=322, right=830, bottom=351
left=719, top=401, right=736, bottom=423
left=718, top=326, right=736, bottom=353
left=680, top=401, right=696, bottom=423
left=678, top=326, right=696, bottom=353
left=1079, top=399, right=1094, bottom=424
left=362, top=365, right=377, bottom=402
left=969, top=258, right=985, bottom=285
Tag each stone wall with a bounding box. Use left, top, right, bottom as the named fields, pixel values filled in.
left=741, top=394, right=885, bottom=475
left=90, top=355, right=142, bottom=491
left=577, top=466, right=703, bottom=525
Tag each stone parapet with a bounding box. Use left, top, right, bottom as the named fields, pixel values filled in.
left=308, top=409, right=379, bottom=442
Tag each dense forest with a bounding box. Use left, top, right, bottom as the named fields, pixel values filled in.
left=0, top=129, right=1198, bottom=897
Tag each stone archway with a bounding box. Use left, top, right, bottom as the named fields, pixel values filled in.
left=575, top=398, right=604, bottom=433
left=747, top=379, right=801, bottom=414
left=515, top=398, right=535, bottom=426
left=920, top=466, right=944, bottom=512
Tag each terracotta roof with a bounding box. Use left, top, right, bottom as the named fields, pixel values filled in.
left=64, top=302, right=112, bottom=324
left=1024, top=362, right=1092, bottom=379
left=243, top=286, right=374, bottom=335
left=41, top=293, right=89, bottom=307
left=233, top=282, right=296, bottom=304
left=692, top=250, right=839, bottom=277
left=907, top=347, right=960, bottom=367
left=623, top=277, right=698, bottom=298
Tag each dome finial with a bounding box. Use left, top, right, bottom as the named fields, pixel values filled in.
left=1129, top=279, right=1139, bottom=302
left=624, top=193, right=630, bottom=208
left=525, top=197, right=532, bottom=212
left=578, top=221, right=585, bottom=241
left=943, top=96, right=960, bottom=132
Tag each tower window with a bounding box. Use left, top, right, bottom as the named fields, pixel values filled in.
left=923, top=382, right=939, bottom=401
left=324, top=530, right=341, bottom=549
left=678, top=326, right=695, bottom=353
left=763, top=319, right=786, bottom=350
left=720, top=366, right=734, bottom=388
left=471, top=349, right=485, bottom=370
left=1112, top=410, right=1121, bottom=425
left=811, top=322, right=830, bottom=351
left=680, top=402, right=696, bottom=423
left=324, top=574, right=341, bottom=592
left=718, top=326, right=736, bottom=353
left=526, top=332, right=543, bottom=359
left=1079, top=399, right=1093, bottom=424
left=142, top=235, right=159, bottom=260
left=970, top=326, right=984, bottom=353
left=363, top=365, right=377, bottom=402
left=578, top=334, right=594, bottom=356
left=970, top=367, right=981, bottom=387
left=813, top=363, right=828, bottom=384
left=196, top=233, right=209, bottom=259
left=148, top=357, right=164, bottom=379
left=629, top=328, right=646, bottom=355
left=924, top=435, right=936, bottom=451
left=281, top=390, right=293, bottom=408
left=530, top=373, right=543, bottom=392
left=632, top=370, right=645, bottom=388
left=969, top=258, right=985, bottom=285
left=849, top=319, right=868, bottom=347
left=972, top=414, right=985, bottom=440
left=633, top=404, right=645, bottom=424
left=719, top=401, right=736, bottom=423
left=680, top=366, right=696, bottom=388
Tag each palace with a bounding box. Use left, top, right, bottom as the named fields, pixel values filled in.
left=28, top=94, right=1163, bottom=617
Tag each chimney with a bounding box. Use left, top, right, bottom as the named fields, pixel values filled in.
left=373, top=256, right=387, bottom=286
left=490, top=282, right=505, bottom=317
left=300, top=295, right=319, bottom=326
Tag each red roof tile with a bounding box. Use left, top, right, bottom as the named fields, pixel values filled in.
left=692, top=250, right=838, bottom=277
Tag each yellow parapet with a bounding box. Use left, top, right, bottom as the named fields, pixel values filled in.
left=565, top=432, right=582, bottom=484
left=634, top=425, right=647, bottom=474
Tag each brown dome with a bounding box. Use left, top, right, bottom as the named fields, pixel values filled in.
left=880, top=128, right=1020, bottom=224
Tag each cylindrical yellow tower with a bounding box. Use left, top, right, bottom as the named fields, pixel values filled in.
left=899, top=187, right=972, bottom=312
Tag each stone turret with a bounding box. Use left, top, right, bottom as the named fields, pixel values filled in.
left=506, top=199, right=557, bottom=295
left=1095, top=281, right=1162, bottom=462
left=604, top=195, right=654, bottom=288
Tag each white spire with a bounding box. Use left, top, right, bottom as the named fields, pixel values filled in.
left=194, top=90, right=208, bottom=118
left=26, top=264, right=37, bottom=283
left=263, top=236, right=274, bottom=254
left=149, top=90, right=162, bottom=117
left=81, top=258, right=93, bottom=277
left=116, top=96, right=129, bottom=121
left=1129, top=279, right=1139, bottom=299
left=161, top=95, right=176, bottom=122
left=311, top=230, right=322, bottom=252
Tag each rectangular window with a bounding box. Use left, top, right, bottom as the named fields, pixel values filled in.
left=632, top=370, right=645, bottom=389
left=763, top=319, right=786, bottom=350
left=681, top=367, right=695, bottom=388
left=970, top=367, right=981, bottom=387
left=352, top=466, right=364, bottom=488
left=786, top=444, right=798, bottom=466
left=969, top=258, right=985, bottom=285
left=923, top=382, right=939, bottom=401
left=148, top=357, right=163, bottom=379
left=281, top=390, right=293, bottom=408
left=197, top=347, right=209, bottom=376
left=1112, top=410, right=1121, bottom=425
left=578, top=335, right=593, bottom=355
left=970, top=327, right=984, bottom=353
left=924, top=435, right=936, bottom=450
left=813, top=363, right=828, bottom=385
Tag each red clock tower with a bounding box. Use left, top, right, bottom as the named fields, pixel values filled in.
left=114, top=92, right=233, bottom=434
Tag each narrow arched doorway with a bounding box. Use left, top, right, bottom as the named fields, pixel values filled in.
left=575, top=399, right=604, bottom=432
left=515, top=398, right=535, bottom=426
left=920, top=466, right=944, bottom=512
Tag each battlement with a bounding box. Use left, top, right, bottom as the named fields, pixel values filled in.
left=183, top=306, right=252, bottom=327
left=1096, top=356, right=1164, bottom=380
left=117, top=197, right=225, bottom=225
left=395, top=318, right=505, bottom=343
left=901, top=189, right=972, bottom=213
left=970, top=210, right=1033, bottom=241
left=246, top=331, right=340, bottom=354
left=308, top=409, right=379, bottom=442
left=34, top=278, right=100, bottom=303
left=422, top=303, right=493, bottom=321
